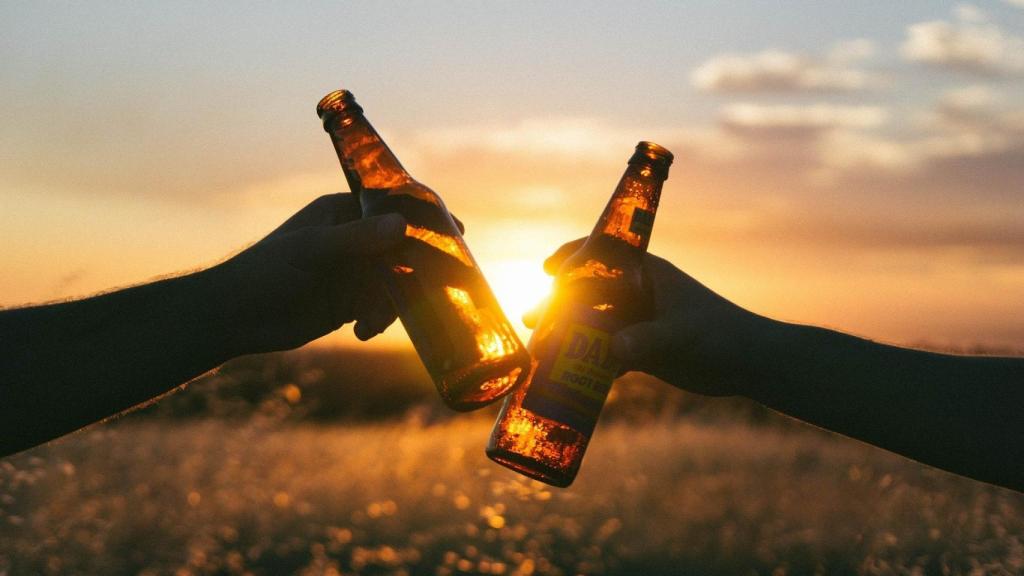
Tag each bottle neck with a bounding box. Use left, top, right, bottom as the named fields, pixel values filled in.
left=590, top=161, right=665, bottom=253
left=323, top=111, right=413, bottom=191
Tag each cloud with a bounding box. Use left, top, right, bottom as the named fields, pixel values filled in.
left=413, top=117, right=648, bottom=160
left=907, top=86, right=1024, bottom=160
left=691, top=43, right=876, bottom=93
left=818, top=130, right=920, bottom=174
left=389, top=117, right=701, bottom=227
left=828, top=38, right=876, bottom=62
left=953, top=3, right=988, bottom=23
left=736, top=210, right=1024, bottom=252
left=1005, top=0, right=1024, bottom=8
left=924, top=85, right=1024, bottom=132
left=901, top=10, right=1024, bottom=75
left=814, top=87, right=1024, bottom=180
left=404, top=116, right=742, bottom=167
left=671, top=83, right=1024, bottom=195
left=719, top=103, right=888, bottom=140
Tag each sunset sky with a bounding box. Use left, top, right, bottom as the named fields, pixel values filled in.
left=3, top=1, right=1024, bottom=350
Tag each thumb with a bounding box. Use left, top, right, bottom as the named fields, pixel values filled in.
left=292, top=213, right=406, bottom=271
left=611, top=321, right=672, bottom=371
left=321, top=213, right=407, bottom=258
left=521, top=295, right=551, bottom=329
left=543, top=238, right=586, bottom=276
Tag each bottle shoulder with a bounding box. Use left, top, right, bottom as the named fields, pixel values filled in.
left=360, top=182, right=464, bottom=246
left=389, top=181, right=445, bottom=207
left=551, top=236, right=651, bottom=316
left=559, top=236, right=644, bottom=277
left=360, top=181, right=449, bottom=213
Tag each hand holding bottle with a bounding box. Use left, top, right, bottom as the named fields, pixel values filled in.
left=210, top=193, right=406, bottom=354
left=317, top=89, right=531, bottom=411
left=538, top=242, right=1024, bottom=493
left=487, top=142, right=674, bottom=487
left=535, top=241, right=765, bottom=398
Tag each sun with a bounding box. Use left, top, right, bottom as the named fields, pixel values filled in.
left=480, top=258, right=554, bottom=340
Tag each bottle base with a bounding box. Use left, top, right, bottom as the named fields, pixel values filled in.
left=485, top=446, right=576, bottom=488
left=438, top=356, right=530, bottom=412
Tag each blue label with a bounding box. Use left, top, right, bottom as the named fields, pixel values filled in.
left=521, top=304, right=620, bottom=436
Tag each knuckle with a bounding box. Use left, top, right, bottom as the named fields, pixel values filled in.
left=313, top=192, right=346, bottom=204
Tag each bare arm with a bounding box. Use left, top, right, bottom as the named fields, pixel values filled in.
left=2, top=271, right=242, bottom=456
left=542, top=240, right=1024, bottom=492
left=0, top=194, right=404, bottom=457
left=746, top=319, right=1024, bottom=492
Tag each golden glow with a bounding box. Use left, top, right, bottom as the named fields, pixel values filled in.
left=592, top=303, right=614, bottom=311
left=444, top=285, right=473, bottom=308
left=392, top=264, right=414, bottom=274
left=480, top=366, right=523, bottom=392
left=390, top=182, right=443, bottom=207
left=600, top=194, right=649, bottom=247
left=352, top=147, right=409, bottom=189
left=327, top=105, right=413, bottom=190
left=486, top=385, right=587, bottom=487
left=5, top=10, right=1024, bottom=359
left=483, top=259, right=554, bottom=339
left=6, top=105, right=1022, bottom=354
left=444, top=286, right=510, bottom=361
left=564, top=259, right=623, bottom=281
left=405, top=225, right=474, bottom=267
left=504, top=408, right=543, bottom=453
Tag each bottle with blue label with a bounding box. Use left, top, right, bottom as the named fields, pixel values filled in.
left=486, top=141, right=673, bottom=487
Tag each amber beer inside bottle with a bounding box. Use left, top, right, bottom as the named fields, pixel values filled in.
left=486, top=141, right=673, bottom=486
left=316, top=90, right=532, bottom=411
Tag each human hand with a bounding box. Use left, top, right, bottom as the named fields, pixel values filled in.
left=532, top=239, right=771, bottom=397
left=208, top=193, right=406, bottom=354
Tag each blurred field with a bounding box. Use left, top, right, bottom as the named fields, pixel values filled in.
left=2, top=416, right=1023, bottom=575
left=2, top=348, right=1023, bottom=575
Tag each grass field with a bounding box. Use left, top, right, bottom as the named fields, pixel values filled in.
left=2, top=416, right=1022, bottom=575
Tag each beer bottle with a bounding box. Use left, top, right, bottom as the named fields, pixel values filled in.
left=486, top=142, right=673, bottom=486
left=316, top=89, right=532, bottom=411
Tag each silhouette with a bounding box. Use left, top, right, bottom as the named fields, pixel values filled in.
left=2, top=198, right=1022, bottom=496
left=534, top=238, right=1024, bottom=493
left=0, top=193, right=406, bottom=457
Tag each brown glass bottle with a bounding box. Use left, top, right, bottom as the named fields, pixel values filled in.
left=486, top=142, right=673, bottom=486
left=317, top=90, right=531, bottom=411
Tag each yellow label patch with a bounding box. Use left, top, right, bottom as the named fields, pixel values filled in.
left=549, top=323, right=618, bottom=402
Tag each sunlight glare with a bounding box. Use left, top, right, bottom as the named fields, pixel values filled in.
left=480, top=259, right=554, bottom=340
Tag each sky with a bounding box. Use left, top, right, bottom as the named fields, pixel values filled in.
left=3, top=1, right=1024, bottom=350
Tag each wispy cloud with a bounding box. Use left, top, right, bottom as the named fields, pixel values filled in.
left=902, top=7, right=1024, bottom=75
left=818, top=130, right=920, bottom=174
left=922, top=85, right=1024, bottom=133
left=719, top=103, right=888, bottom=138
left=814, top=88, right=1024, bottom=179
left=413, top=118, right=642, bottom=160
left=691, top=41, right=877, bottom=93
left=700, top=82, right=1024, bottom=184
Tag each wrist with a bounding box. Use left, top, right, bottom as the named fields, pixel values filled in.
left=741, top=316, right=844, bottom=406
left=729, top=313, right=799, bottom=400
left=189, top=263, right=260, bottom=359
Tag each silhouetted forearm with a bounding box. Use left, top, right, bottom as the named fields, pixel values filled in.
left=0, top=269, right=242, bottom=457
left=748, top=320, right=1024, bottom=492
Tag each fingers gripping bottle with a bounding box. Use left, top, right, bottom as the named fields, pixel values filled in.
left=317, top=90, right=531, bottom=411
left=487, top=142, right=673, bottom=486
